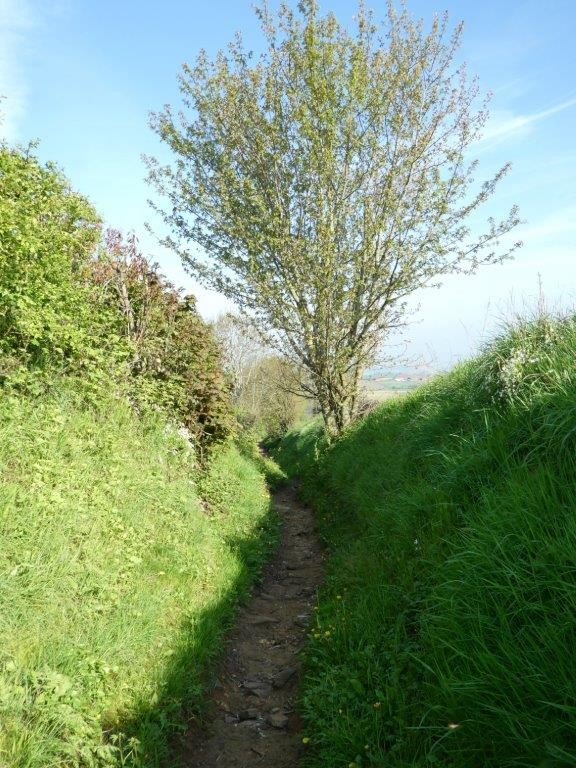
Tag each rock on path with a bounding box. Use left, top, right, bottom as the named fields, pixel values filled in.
left=174, top=482, right=325, bottom=767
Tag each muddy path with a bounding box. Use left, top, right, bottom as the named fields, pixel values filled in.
left=177, top=481, right=324, bottom=767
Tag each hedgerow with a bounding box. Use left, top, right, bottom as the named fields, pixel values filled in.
left=0, top=141, right=277, bottom=766
left=0, top=144, right=233, bottom=452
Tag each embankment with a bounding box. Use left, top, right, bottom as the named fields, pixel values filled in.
left=0, top=384, right=279, bottom=767
left=273, top=314, right=576, bottom=767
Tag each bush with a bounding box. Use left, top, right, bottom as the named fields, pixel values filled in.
left=0, top=142, right=274, bottom=766
left=0, top=145, right=233, bottom=453
left=0, top=144, right=102, bottom=377
left=87, top=231, right=234, bottom=452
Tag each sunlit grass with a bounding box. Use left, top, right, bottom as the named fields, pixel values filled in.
left=274, top=312, right=576, bottom=767
left=0, top=384, right=278, bottom=767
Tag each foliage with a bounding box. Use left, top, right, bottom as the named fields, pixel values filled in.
left=471, top=310, right=576, bottom=404
left=249, top=354, right=304, bottom=437
left=87, top=230, right=234, bottom=452
left=0, top=144, right=101, bottom=378
left=234, top=426, right=288, bottom=489
left=214, top=312, right=305, bottom=436
left=0, top=384, right=277, bottom=767
left=273, top=313, right=576, bottom=767
left=0, top=128, right=276, bottom=767
left=212, top=312, right=265, bottom=403
left=0, top=143, right=233, bottom=452
left=147, top=0, right=520, bottom=435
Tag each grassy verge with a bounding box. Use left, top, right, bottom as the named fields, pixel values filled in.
left=0, top=383, right=280, bottom=767
left=272, top=314, right=576, bottom=767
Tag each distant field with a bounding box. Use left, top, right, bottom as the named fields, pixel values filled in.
left=361, top=372, right=433, bottom=400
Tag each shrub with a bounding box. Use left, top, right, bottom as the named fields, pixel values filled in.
left=86, top=229, right=234, bottom=452
left=0, top=144, right=101, bottom=375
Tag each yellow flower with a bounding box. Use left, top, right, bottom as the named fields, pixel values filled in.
left=336, top=594, right=342, bottom=599
left=302, top=736, right=310, bottom=744
left=373, top=701, right=381, bottom=708
left=324, top=630, right=331, bottom=637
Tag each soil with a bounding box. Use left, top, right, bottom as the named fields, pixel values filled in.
left=176, top=481, right=325, bottom=767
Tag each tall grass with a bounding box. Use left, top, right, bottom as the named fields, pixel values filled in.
left=0, top=383, right=278, bottom=767
left=273, top=313, right=576, bottom=767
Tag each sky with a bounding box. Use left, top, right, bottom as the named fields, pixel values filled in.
left=1, top=0, right=575, bottom=368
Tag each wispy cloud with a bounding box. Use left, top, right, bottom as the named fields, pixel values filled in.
left=480, top=96, right=576, bottom=147
left=518, top=205, right=576, bottom=243
left=0, top=0, right=33, bottom=141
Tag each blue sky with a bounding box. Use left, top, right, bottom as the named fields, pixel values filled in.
left=1, top=0, right=575, bottom=367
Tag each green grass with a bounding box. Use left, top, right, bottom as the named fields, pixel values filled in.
left=0, top=383, right=279, bottom=767
left=273, top=313, right=576, bottom=767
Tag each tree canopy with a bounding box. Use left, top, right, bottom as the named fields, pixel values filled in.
left=147, top=0, right=521, bottom=434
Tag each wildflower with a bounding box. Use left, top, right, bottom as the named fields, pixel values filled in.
left=324, top=630, right=331, bottom=637
left=336, top=594, right=342, bottom=600
left=447, top=722, right=459, bottom=729
left=302, top=736, right=310, bottom=744
left=373, top=701, right=381, bottom=709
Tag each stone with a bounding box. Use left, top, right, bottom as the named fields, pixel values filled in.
left=247, top=614, right=280, bottom=626
left=241, top=680, right=271, bottom=698
left=238, top=708, right=259, bottom=721
left=266, top=711, right=289, bottom=729
left=271, top=666, right=298, bottom=689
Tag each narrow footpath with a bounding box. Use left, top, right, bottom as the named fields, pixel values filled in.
left=178, top=482, right=325, bottom=767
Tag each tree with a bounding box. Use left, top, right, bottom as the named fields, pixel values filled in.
left=147, top=0, right=521, bottom=435
left=213, top=312, right=304, bottom=433
left=212, top=312, right=265, bottom=404
left=250, top=354, right=304, bottom=436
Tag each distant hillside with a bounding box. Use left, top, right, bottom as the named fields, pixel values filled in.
left=361, top=367, right=437, bottom=399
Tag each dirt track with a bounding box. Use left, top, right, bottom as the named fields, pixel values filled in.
left=177, top=482, right=324, bottom=767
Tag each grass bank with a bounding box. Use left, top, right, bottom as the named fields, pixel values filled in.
left=272, top=314, right=576, bottom=767
left=0, top=383, right=281, bottom=767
